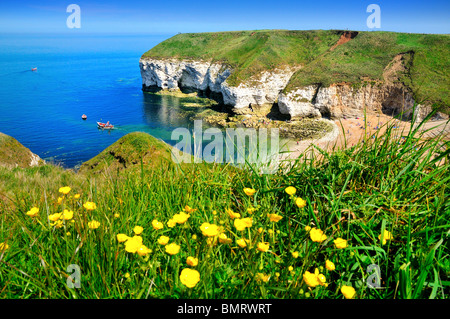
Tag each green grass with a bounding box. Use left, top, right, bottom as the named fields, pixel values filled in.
left=0, top=133, right=41, bottom=168
left=0, top=112, right=449, bottom=299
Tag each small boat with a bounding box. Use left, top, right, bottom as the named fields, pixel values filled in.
left=97, top=121, right=114, bottom=130
left=82, top=114, right=87, bottom=120
left=31, top=68, right=37, bottom=71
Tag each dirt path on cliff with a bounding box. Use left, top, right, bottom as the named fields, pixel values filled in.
left=281, top=114, right=450, bottom=162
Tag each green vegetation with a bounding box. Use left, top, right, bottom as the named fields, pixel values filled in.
left=143, top=30, right=449, bottom=111
left=0, top=132, right=42, bottom=168
left=0, top=113, right=449, bottom=299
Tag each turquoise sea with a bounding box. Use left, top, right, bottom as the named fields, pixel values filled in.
left=0, top=33, right=203, bottom=168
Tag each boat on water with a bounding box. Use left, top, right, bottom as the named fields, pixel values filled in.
left=97, top=121, right=114, bottom=129
left=31, top=67, right=37, bottom=71
left=82, top=114, right=87, bottom=120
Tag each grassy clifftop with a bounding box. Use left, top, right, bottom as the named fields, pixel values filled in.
left=0, top=132, right=41, bottom=168
left=142, top=29, right=449, bottom=110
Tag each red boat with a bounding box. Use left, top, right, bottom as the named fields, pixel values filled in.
left=31, top=68, right=37, bottom=71
left=97, top=121, right=114, bottom=129
left=82, top=114, right=87, bottom=120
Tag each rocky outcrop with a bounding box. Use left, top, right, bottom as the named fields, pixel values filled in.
left=140, top=53, right=441, bottom=122
left=140, top=58, right=297, bottom=111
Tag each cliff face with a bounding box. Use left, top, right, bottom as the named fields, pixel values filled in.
left=0, top=132, right=43, bottom=168
left=140, top=58, right=297, bottom=111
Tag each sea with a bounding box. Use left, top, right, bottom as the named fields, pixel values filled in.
left=0, top=33, right=202, bottom=169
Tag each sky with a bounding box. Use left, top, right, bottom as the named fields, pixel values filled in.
left=0, top=0, right=449, bottom=35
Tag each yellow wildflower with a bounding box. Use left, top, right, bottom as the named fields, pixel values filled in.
left=303, top=268, right=326, bottom=288
left=378, top=230, right=393, bottom=245
left=26, top=207, right=39, bottom=217
left=116, top=233, right=129, bottom=243
left=292, top=251, right=299, bottom=258
left=341, top=285, right=356, bottom=299
left=267, top=213, right=283, bottom=222
left=325, top=260, right=336, bottom=271
left=184, top=205, right=197, bottom=213
left=186, top=256, right=198, bottom=267
left=88, top=220, right=100, bottom=229
left=310, top=228, right=327, bottom=243
left=226, top=209, right=241, bottom=219
left=157, top=235, right=170, bottom=245
left=243, top=188, right=256, bottom=196
left=152, top=219, right=164, bottom=230
left=256, top=273, right=270, bottom=283
left=295, top=197, right=306, bottom=208
left=0, top=242, right=9, bottom=251
left=200, top=222, right=220, bottom=237
left=179, top=268, right=200, bottom=288
left=114, top=213, right=120, bottom=218
left=124, top=236, right=142, bottom=253
left=133, top=226, right=143, bottom=235
left=61, top=209, right=73, bottom=220
left=305, top=225, right=311, bottom=232
left=59, top=186, right=71, bottom=195
left=165, top=243, right=180, bottom=255
left=257, top=242, right=269, bottom=252
left=83, top=202, right=97, bottom=211
left=173, top=212, right=190, bottom=224
left=57, top=197, right=63, bottom=204
left=48, top=213, right=62, bottom=222
left=137, top=245, right=151, bottom=257
left=285, top=186, right=296, bottom=196
left=247, top=207, right=257, bottom=214
left=236, top=238, right=247, bottom=248
left=218, top=233, right=232, bottom=244
left=334, top=238, right=348, bottom=249
left=74, top=194, right=81, bottom=199
left=167, top=218, right=177, bottom=228
left=288, top=266, right=294, bottom=272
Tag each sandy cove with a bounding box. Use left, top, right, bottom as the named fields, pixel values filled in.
left=281, top=113, right=450, bottom=162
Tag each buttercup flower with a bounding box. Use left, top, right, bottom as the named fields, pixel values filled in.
left=268, top=213, right=283, bottom=222
left=137, top=245, right=151, bottom=257
left=334, top=238, right=348, bottom=249
left=57, top=197, right=63, bottom=204
left=83, top=202, right=97, bottom=211
left=285, top=186, right=296, bottom=196
left=257, top=242, right=269, bottom=252
left=166, top=218, right=177, bottom=228
left=378, top=230, right=393, bottom=245
left=48, top=213, right=62, bottom=222
left=218, top=233, right=232, bottom=244
left=114, top=213, right=120, bottom=218
left=236, top=238, right=247, bottom=248
left=59, top=186, right=71, bottom=195
left=295, top=197, right=307, bottom=208
left=173, top=212, right=190, bottom=224
left=152, top=219, right=164, bottom=230
left=157, top=235, right=170, bottom=245
left=256, top=273, right=270, bottom=283
left=186, top=256, right=198, bottom=267
left=341, top=285, right=356, bottom=299
left=234, top=219, right=247, bottom=231
left=74, top=194, right=81, bottom=199
left=288, top=266, right=294, bottom=272
left=125, top=236, right=142, bottom=253
left=0, top=242, right=9, bottom=251
left=292, top=251, right=299, bottom=258
left=61, top=209, right=73, bottom=220
left=116, top=233, right=130, bottom=243
left=303, top=270, right=320, bottom=287
left=310, top=228, right=327, bottom=243
left=133, top=226, right=143, bottom=235
left=325, top=260, right=336, bottom=271
left=243, top=188, right=256, bottom=196
left=26, top=207, right=39, bottom=217
left=200, top=222, right=220, bottom=237
left=180, top=268, right=200, bottom=288
left=165, top=243, right=180, bottom=255
left=227, top=209, right=241, bottom=219
left=184, top=205, right=197, bottom=213
left=305, top=226, right=311, bottom=232
left=88, top=220, right=100, bottom=229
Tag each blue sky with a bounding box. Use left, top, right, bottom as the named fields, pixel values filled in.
left=0, top=0, right=449, bottom=35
